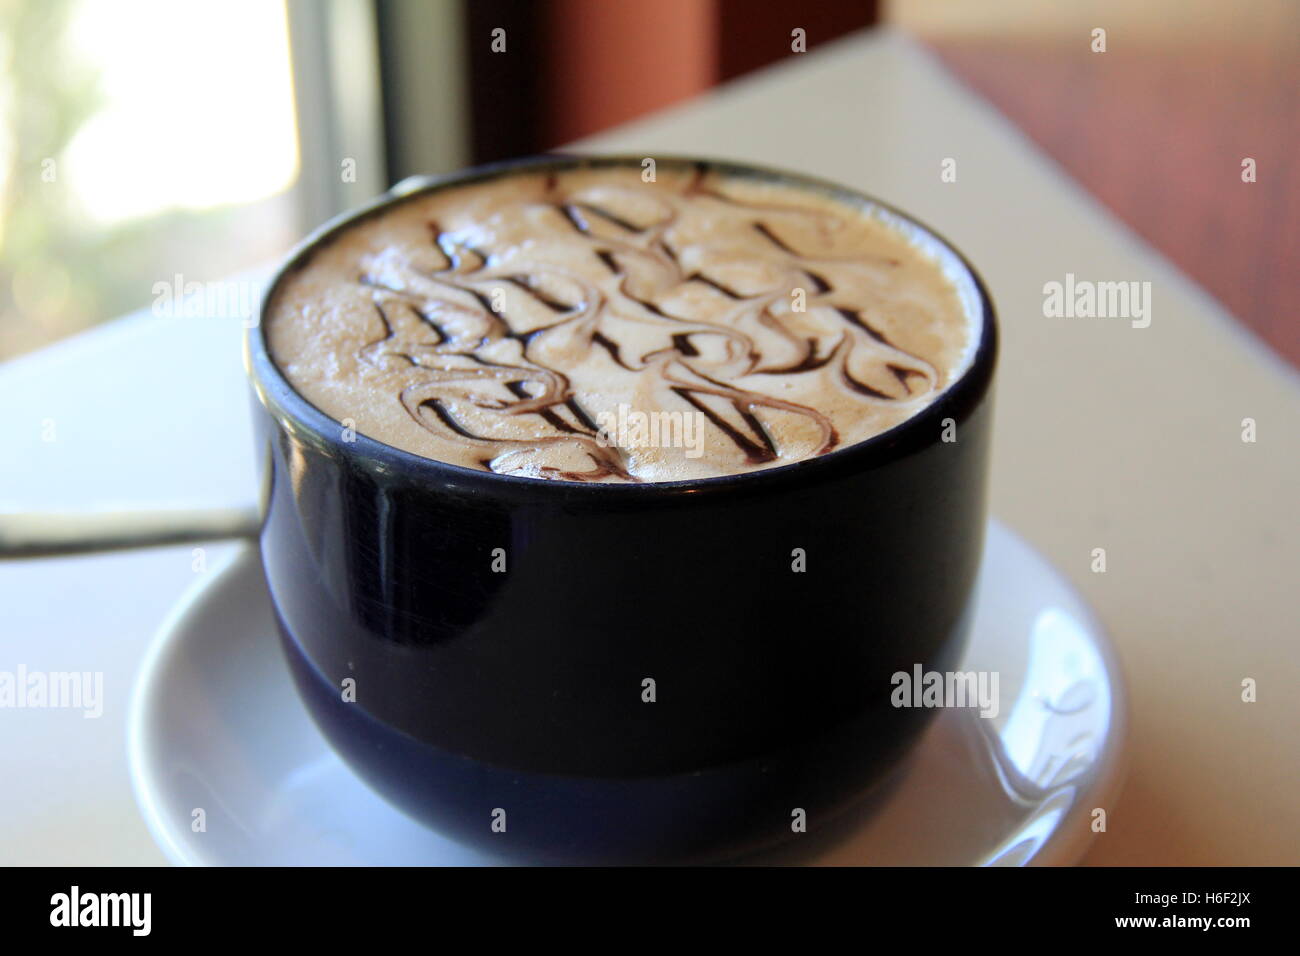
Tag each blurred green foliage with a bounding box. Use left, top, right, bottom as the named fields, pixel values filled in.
left=0, top=0, right=287, bottom=358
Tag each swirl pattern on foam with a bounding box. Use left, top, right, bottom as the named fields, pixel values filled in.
left=267, top=164, right=974, bottom=482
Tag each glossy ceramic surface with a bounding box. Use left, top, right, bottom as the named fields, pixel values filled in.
left=127, top=520, right=1126, bottom=866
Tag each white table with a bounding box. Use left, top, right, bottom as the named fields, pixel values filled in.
left=2, top=30, right=1296, bottom=866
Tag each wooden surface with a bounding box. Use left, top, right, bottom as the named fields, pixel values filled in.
left=928, top=36, right=1299, bottom=369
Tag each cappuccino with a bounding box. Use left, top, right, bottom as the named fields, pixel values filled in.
left=267, top=162, right=977, bottom=482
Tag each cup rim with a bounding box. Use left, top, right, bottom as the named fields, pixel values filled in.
left=246, top=153, right=998, bottom=501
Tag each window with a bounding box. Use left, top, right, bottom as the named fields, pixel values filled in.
left=0, top=0, right=301, bottom=358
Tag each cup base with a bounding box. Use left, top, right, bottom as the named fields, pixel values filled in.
left=278, top=622, right=945, bottom=865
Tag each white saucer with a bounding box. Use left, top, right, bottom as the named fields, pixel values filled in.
left=128, top=519, right=1127, bottom=866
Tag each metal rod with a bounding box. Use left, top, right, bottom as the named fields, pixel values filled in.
left=0, top=507, right=261, bottom=559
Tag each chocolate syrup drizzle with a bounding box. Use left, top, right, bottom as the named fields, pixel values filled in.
left=353, top=168, right=942, bottom=481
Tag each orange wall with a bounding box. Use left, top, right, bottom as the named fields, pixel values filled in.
left=541, top=0, right=718, bottom=145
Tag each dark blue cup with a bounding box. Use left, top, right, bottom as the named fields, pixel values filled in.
left=246, top=155, right=997, bottom=863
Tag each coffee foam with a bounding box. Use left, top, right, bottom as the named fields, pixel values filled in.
left=266, top=163, right=978, bottom=483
